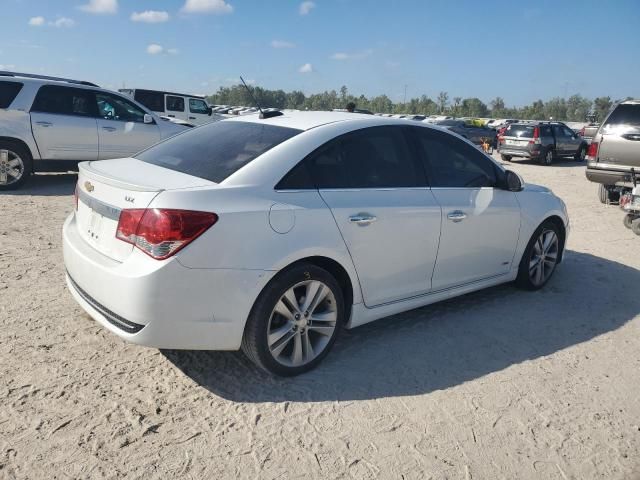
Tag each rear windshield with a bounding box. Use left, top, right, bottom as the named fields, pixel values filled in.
left=603, top=104, right=640, bottom=128
left=0, top=81, right=23, bottom=108
left=505, top=124, right=534, bottom=138
left=136, top=121, right=302, bottom=183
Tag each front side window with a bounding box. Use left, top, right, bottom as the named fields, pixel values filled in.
left=166, top=95, right=185, bottom=112
left=309, top=126, right=423, bottom=189
left=136, top=121, right=301, bottom=183
left=0, top=81, right=23, bottom=109
left=415, top=129, right=498, bottom=188
left=96, top=92, right=146, bottom=122
left=31, top=85, right=97, bottom=117
left=189, top=99, right=209, bottom=114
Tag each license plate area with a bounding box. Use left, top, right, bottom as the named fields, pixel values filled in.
left=505, top=139, right=527, bottom=146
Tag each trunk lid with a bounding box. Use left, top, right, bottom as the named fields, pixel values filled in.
left=75, top=158, right=215, bottom=262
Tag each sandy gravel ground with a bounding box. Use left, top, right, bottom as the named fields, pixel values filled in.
left=1, top=155, right=640, bottom=480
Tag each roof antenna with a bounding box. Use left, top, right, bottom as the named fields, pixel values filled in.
left=240, top=76, right=282, bottom=119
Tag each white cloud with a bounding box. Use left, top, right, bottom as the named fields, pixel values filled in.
left=146, top=44, right=179, bottom=56
left=28, top=16, right=45, bottom=26
left=299, top=1, right=315, bottom=15
left=50, top=17, right=76, bottom=28
left=131, top=10, right=169, bottom=23
left=146, top=44, right=164, bottom=55
left=270, top=40, right=295, bottom=49
left=330, top=49, right=373, bottom=61
left=181, top=0, right=233, bottom=14
left=299, top=63, right=313, bottom=74
left=78, top=0, right=118, bottom=14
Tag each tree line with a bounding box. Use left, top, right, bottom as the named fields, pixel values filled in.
left=207, top=85, right=626, bottom=122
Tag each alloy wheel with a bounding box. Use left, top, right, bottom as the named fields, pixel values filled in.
left=529, top=229, right=559, bottom=287
left=267, top=280, right=337, bottom=367
left=0, top=149, right=25, bottom=186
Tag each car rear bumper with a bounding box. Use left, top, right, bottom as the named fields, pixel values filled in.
left=497, top=146, right=540, bottom=158
left=585, top=163, right=638, bottom=187
left=63, top=213, right=274, bottom=350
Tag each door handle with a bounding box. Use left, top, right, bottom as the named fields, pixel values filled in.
left=447, top=210, right=467, bottom=222
left=189, top=116, right=196, bottom=120
left=167, top=115, right=175, bottom=118
left=102, top=126, right=117, bottom=132
left=35, top=121, right=52, bottom=127
left=349, top=214, right=377, bottom=226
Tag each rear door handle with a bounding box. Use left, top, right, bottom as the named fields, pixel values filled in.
left=447, top=210, right=467, bottom=222
left=349, top=214, right=377, bottom=226
left=35, top=121, right=52, bottom=127
left=167, top=114, right=175, bottom=118
left=102, top=126, right=117, bottom=132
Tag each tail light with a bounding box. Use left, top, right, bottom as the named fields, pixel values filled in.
left=116, top=208, right=218, bottom=260
left=586, top=142, right=599, bottom=161
left=529, top=126, right=541, bottom=145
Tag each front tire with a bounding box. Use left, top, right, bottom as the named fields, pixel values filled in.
left=501, top=154, right=512, bottom=162
left=0, top=141, right=32, bottom=190
left=632, top=218, right=640, bottom=236
left=575, top=145, right=587, bottom=161
left=241, top=264, right=344, bottom=376
left=516, top=220, right=562, bottom=290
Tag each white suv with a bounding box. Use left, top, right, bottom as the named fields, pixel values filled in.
left=0, top=72, right=188, bottom=190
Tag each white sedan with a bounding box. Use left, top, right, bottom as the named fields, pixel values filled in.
left=63, top=111, right=569, bottom=376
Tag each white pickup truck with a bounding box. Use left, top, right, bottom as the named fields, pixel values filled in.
left=0, top=72, right=188, bottom=190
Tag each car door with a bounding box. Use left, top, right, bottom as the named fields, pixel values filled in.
left=551, top=125, right=568, bottom=154
left=413, top=128, right=521, bottom=291
left=562, top=125, right=581, bottom=154
left=29, top=85, right=98, bottom=161
left=188, top=98, right=211, bottom=125
left=309, top=126, right=442, bottom=307
left=95, top=91, right=161, bottom=159
left=165, top=95, right=186, bottom=121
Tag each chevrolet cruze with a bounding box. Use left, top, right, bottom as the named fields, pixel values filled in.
left=63, top=111, right=569, bottom=376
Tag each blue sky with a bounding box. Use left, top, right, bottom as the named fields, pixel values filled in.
left=1, top=0, right=639, bottom=106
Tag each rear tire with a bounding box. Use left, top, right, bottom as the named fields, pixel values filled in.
left=632, top=218, right=640, bottom=236
left=598, top=184, right=609, bottom=204
left=0, top=141, right=32, bottom=191
left=623, top=214, right=635, bottom=229
left=516, top=220, right=562, bottom=290
left=241, top=263, right=344, bottom=376
left=501, top=154, right=512, bottom=162
left=540, top=148, right=553, bottom=166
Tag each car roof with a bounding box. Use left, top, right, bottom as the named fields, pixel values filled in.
left=225, top=110, right=442, bottom=131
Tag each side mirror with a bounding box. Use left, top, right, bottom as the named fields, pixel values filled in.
left=504, top=169, right=524, bottom=192
left=143, top=114, right=154, bottom=124
left=207, top=106, right=213, bottom=116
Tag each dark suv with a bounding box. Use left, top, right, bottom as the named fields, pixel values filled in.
left=498, top=121, right=587, bottom=165
left=585, top=100, right=640, bottom=203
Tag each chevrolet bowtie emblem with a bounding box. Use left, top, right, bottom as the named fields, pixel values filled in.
left=84, top=181, right=94, bottom=192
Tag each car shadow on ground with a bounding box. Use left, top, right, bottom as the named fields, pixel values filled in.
left=163, top=250, right=639, bottom=402
left=502, top=158, right=586, bottom=168
left=3, top=173, right=77, bottom=196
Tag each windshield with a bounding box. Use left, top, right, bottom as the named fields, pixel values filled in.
left=136, top=121, right=302, bottom=183
left=505, top=124, right=534, bottom=138
left=603, top=104, right=640, bottom=133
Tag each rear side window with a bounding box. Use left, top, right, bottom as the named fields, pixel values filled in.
left=31, top=85, right=97, bottom=117
left=415, top=128, right=498, bottom=188
left=166, top=95, right=185, bottom=112
left=136, top=121, right=301, bottom=183
left=505, top=124, right=534, bottom=138
left=0, top=81, right=23, bottom=108
left=309, top=126, right=424, bottom=189
left=134, top=90, right=165, bottom=112
left=603, top=104, right=640, bottom=128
